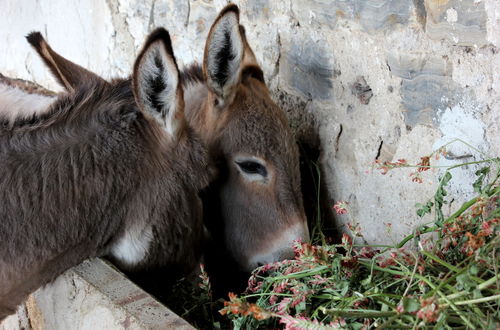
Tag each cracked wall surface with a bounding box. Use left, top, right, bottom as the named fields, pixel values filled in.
left=0, top=0, right=498, bottom=245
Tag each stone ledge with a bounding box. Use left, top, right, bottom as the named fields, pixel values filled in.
left=1, top=258, right=194, bottom=330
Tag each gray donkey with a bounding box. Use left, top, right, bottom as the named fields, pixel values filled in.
left=0, top=28, right=211, bottom=321
left=21, top=5, right=310, bottom=276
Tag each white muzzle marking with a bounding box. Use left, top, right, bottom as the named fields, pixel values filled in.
left=246, top=221, right=309, bottom=271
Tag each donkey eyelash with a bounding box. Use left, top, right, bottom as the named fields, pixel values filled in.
left=235, top=161, right=267, bottom=177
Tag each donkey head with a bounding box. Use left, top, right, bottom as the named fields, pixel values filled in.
left=200, top=5, right=309, bottom=272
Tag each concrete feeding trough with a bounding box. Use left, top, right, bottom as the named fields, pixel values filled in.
left=1, top=258, right=194, bottom=330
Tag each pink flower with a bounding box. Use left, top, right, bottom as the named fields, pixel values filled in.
left=479, top=218, right=498, bottom=236
left=331, top=317, right=347, bottom=327
left=416, top=156, right=430, bottom=172
left=357, top=247, right=378, bottom=259
left=410, top=172, right=424, bottom=183
left=342, top=233, right=353, bottom=246
left=341, top=255, right=358, bottom=269
left=416, top=297, right=440, bottom=323
left=396, top=302, right=405, bottom=314
left=289, top=286, right=313, bottom=309
left=353, top=298, right=368, bottom=308
left=219, top=293, right=271, bottom=321
left=309, top=275, right=329, bottom=285
left=378, top=256, right=396, bottom=268
left=270, top=280, right=289, bottom=305
left=374, top=158, right=408, bottom=175
left=346, top=221, right=363, bottom=237
left=333, top=201, right=348, bottom=214
left=198, top=263, right=212, bottom=297
left=277, top=297, right=292, bottom=314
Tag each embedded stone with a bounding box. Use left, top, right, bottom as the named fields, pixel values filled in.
left=425, top=0, right=487, bottom=46
left=242, top=0, right=270, bottom=20
left=291, top=0, right=355, bottom=30
left=386, top=52, right=457, bottom=127
left=280, top=33, right=334, bottom=100
left=153, top=0, right=218, bottom=65
left=350, top=76, right=373, bottom=105
left=401, top=75, right=460, bottom=127
left=413, top=0, right=427, bottom=27
left=291, top=0, right=411, bottom=32
left=386, top=53, right=451, bottom=79
left=354, top=0, right=412, bottom=32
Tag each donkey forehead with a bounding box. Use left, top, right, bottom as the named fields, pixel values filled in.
left=222, top=113, right=296, bottom=159
left=222, top=85, right=296, bottom=154
left=220, top=125, right=300, bottom=185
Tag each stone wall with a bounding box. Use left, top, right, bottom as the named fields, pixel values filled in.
left=1, top=0, right=498, bottom=244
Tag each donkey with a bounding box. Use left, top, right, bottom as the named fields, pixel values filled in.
left=185, top=4, right=310, bottom=273
left=20, top=4, right=309, bottom=275
left=0, top=28, right=210, bottom=321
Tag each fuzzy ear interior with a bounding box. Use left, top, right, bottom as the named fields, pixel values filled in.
left=203, top=4, right=244, bottom=106
left=132, top=28, right=184, bottom=139
left=26, top=32, right=105, bottom=92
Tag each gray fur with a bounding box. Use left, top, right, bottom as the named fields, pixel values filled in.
left=2, top=4, right=309, bottom=277
left=0, top=55, right=210, bottom=321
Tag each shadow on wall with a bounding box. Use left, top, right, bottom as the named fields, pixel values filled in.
left=274, top=89, right=339, bottom=245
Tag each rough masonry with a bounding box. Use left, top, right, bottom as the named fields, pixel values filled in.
left=1, top=0, right=498, bottom=244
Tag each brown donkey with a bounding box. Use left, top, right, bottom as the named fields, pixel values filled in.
left=20, top=4, right=309, bottom=274
left=0, top=28, right=210, bottom=320
left=186, top=4, right=309, bottom=272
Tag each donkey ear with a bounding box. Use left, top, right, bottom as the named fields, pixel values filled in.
left=26, top=32, right=105, bottom=92
left=132, top=28, right=184, bottom=139
left=239, top=25, right=258, bottom=67
left=239, top=25, right=265, bottom=83
left=203, top=4, right=244, bottom=107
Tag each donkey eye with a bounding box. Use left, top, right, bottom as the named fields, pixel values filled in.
left=236, top=161, right=267, bottom=177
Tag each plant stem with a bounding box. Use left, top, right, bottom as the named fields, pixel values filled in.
left=271, top=266, right=328, bottom=280
left=319, top=307, right=397, bottom=318
left=433, top=287, right=475, bottom=328
left=375, top=314, right=399, bottom=329
left=445, top=294, right=500, bottom=306
left=402, top=252, right=419, bottom=297
left=420, top=250, right=459, bottom=272
left=358, top=261, right=406, bottom=276
left=314, top=162, right=326, bottom=246
left=443, top=274, right=500, bottom=301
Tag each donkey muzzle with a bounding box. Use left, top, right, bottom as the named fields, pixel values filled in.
left=246, top=221, right=310, bottom=271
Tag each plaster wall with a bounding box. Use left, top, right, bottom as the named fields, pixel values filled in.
left=1, top=0, right=498, bottom=244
